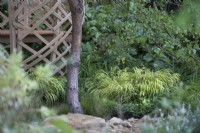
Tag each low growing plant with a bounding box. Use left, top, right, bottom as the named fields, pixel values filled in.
left=84, top=67, right=179, bottom=117
left=87, top=67, right=180, bottom=103
left=30, top=65, right=66, bottom=106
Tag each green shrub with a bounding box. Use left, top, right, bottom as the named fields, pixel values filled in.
left=84, top=67, right=179, bottom=117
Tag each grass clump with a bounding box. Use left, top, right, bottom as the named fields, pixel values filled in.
left=30, top=65, right=65, bottom=106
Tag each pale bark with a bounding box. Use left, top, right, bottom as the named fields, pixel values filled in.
left=66, top=0, right=83, bottom=113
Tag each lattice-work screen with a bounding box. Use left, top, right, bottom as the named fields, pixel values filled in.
left=0, top=1, right=8, bottom=29
left=0, top=3, right=9, bottom=51
left=0, top=8, right=9, bottom=29
left=9, top=0, right=72, bottom=76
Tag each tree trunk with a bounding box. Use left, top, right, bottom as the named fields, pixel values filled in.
left=66, top=0, right=83, bottom=113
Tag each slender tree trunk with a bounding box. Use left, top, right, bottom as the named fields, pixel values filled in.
left=67, top=0, right=83, bottom=113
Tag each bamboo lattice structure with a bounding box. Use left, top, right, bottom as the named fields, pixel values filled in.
left=0, top=0, right=72, bottom=76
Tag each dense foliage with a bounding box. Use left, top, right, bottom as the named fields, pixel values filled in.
left=82, top=0, right=200, bottom=76
left=1, top=0, right=200, bottom=132
left=79, top=0, right=200, bottom=118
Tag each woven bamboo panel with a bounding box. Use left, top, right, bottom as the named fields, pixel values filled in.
left=0, top=11, right=8, bottom=29
left=0, top=4, right=9, bottom=50
left=0, top=2, right=9, bottom=30
left=9, top=0, right=72, bottom=76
